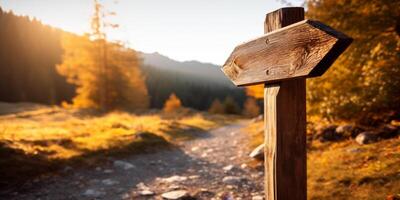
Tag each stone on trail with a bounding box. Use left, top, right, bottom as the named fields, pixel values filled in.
left=252, top=195, right=264, bottom=200
left=191, top=147, right=199, bottom=152
left=162, top=175, right=188, bottom=183
left=101, top=178, right=119, bottom=186
left=222, top=176, right=244, bottom=185
left=139, top=190, right=155, bottom=196
left=113, top=160, right=135, bottom=170
left=223, top=165, right=235, bottom=172
left=189, top=175, right=200, bottom=179
left=136, top=182, right=150, bottom=190
left=161, top=190, right=189, bottom=199
left=249, top=143, right=264, bottom=160
left=168, top=184, right=181, bottom=190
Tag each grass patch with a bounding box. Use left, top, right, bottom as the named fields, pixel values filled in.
left=0, top=105, right=236, bottom=191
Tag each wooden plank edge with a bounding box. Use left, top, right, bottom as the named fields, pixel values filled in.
left=307, top=21, right=353, bottom=77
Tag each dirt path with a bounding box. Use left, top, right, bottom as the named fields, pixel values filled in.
left=9, top=121, right=264, bottom=200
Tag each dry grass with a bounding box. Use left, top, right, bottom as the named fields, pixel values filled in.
left=245, top=121, right=264, bottom=148
left=0, top=104, right=236, bottom=190
left=244, top=122, right=400, bottom=200
left=0, top=108, right=233, bottom=160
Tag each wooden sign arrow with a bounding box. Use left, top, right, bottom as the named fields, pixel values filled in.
left=222, top=19, right=352, bottom=86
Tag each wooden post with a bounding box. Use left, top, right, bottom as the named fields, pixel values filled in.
left=264, top=8, right=306, bottom=200
left=221, top=6, right=352, bottom=200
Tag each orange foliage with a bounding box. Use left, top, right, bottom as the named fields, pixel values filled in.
left=163, top=93, right=182, bottom=112
left=246, top=85, right=264, bottom=99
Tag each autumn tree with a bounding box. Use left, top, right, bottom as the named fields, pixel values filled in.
left=242, top=97, right=260, bottom=118
left=57, top=1, right=149, bottom=110
left=163, top=93, right=182, bottom=112
left=208, top=99, right=224, bottom=114
left=306, top=0, right=400, bottom=124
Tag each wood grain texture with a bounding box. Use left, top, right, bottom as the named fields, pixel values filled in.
left=222, top=18, right=352, bottom=86
left=263, top=7, right=306, bottom=200
left=264, top=7, right=304, bottom=33
left=264, top=79, right=307, bottom=200
left=264, top=84, right=279, bottom=200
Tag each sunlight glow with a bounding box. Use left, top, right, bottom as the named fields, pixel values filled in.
left=0, top=0, right=298, bottom=64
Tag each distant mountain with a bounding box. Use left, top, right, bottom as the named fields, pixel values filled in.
left=140, top=52, right=235, bottom=87
left=139, top=52, right=245, bottom=110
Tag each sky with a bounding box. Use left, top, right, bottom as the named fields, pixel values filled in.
left=0, top=0, right=304, bottom=65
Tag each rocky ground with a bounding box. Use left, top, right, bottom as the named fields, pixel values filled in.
left=6, top=121, right=265, bottom=200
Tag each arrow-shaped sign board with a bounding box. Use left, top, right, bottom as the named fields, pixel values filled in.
left=222, top=19, right=352, bottom=86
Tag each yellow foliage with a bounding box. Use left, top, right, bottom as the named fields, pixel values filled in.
left=57, top=33, right=149, bottom=110
left=163, top=93, right=182, bottom=112
left=306, top=0, right=400, bottom=124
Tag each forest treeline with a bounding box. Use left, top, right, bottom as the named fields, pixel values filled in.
left=0, top=7, right=246, bottom=111
left=142, top=64, right=245, bottom=110
left=0, top=8, right=74, bottom=104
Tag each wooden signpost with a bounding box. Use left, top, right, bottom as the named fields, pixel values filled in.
left=222, top=7, right=352, bottom=200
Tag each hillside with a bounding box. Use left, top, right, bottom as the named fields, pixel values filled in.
left=141, top=52, right=233, bottom=86
left=140, top=52, right=245, bottom=110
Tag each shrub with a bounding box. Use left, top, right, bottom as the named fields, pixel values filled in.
left=163, top=93, right=182, bottom=112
